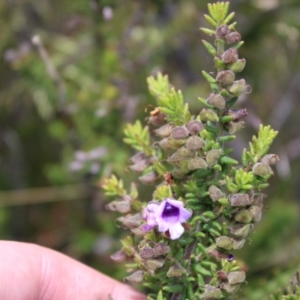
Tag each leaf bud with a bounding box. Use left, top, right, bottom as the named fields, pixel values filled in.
left=186, top=136, right=206, bottom=151
left=106, top=201, right=131, bottom=214
left=186, top=120, right=204, bottom=135
left=172, top=126, right=189, bottom=140
left=216, top=70, right=235, bottom=86
left=216, top=236, right=233, bottom=250
left=202, top=285, right=222, bottom=298
left=234, top=209, right=253, bottom=223
left=125, top=270, right=144, bottom=283
left=222, top=48, right=238, bottom=64
left=232, top=238, right=246, bottom=250
left=228, top=58, right=246, bottom=73
left=138, top=171, right=158, bottom=185
left=220, top=282, right=241, bottom=294
left=228, top=79, right=246, bottom=96
left=188, top=157, right=208, bottom=170
left=228, top=271, right=246, bottom=285
left=199, top=108, right=219, bottom=122
left=216, top=25, right=230, bottom=38
left=252, top=163, right=273, bottom=176
left=206, top=149, right=222, bottom=167
left=155, top=124, right=173, bottom=138
left=225, top=31, right=242, bottom=44
left=228, top=193, right=251, bottom=206
left=227, top=121, right=245, bottom=134
left=167, top=263, right=186, bottom=277
left=207, top=94, right=226, bottom=110
left=110, top=250, right=127, bottom=262
left=228, top=224, right=254, bottom=238
left=261, top=154, right=279, bottom=165
left=249, top=204, right=263, bottom=223
left=209, top=185, right=224, bottom=202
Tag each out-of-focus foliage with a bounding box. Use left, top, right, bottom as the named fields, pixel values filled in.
left=1, top=0, right=300, bottom=298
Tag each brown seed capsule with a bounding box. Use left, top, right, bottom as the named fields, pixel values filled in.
left=155, top=124, right=173, bottom=138
left=249, top=204, right=263, bottom=223
left=232, top=238, right=246, bottom=250
left=186, top=120, right=204, bottom=135
left=139, top=247, right=155, bottom=259
left=129, top=159, right=149, bottom=173
left=228, top=271, right=246, bottom=285
left=188, top=157, right=208, bottom=170
left=228, top=193, right=251, bottom=207
left=203, top=285, right=222, bottom=298
left=206, top=149, right=222, bottom=167
left=228, top=79, right=246, bottom=96
left=131, top=226, right=147, bottom=237
left=153, top=242, right=171, bottom=257
left=216, top=236, right=233, bottom=250
left=234, top=209, right=253, bottom=224
left=227, top=109, right=248, bottom=122
left=252, top=163, right=273, bottom=176
left=138, top=171, right=158, bottom=185
left=159, top=137, right=185, bottom=151
left=225, top=31, right=242, bottom=44
left=261, top=154, right=280, bottom=165
left=125, top=270, right=144, bottom=283
left=216, top=25, right=230, bottom=38
left=106, top=201, right=131, bottom=214
left=252, top=193, right=266, bottom=205
left=110, top=250, right=127, bottom=262
left=228, top=224, right=254, bottom=238
left=172, top=126, right=189, bottom=140
left=130, top=152, right=146, bottom=164
left=209, top=185, right=224, bottom=202
left=167, top=263, right=186, bottom=277
left=207, top=94, right=226, bottom=110
left=186, top=136, right=206, bottom=151
left=227, top=121, right=245, bottom=134
left=220, top=282, right=241, bottom=294
left=216, top=70, right=235, bottom=86
left=222, top=48, right=239, bottom=64
left=199, top=108, right=219, bottom=122
left=118, top=213, right=142, bottom=229
left=144, top=259, right=165, bottom=270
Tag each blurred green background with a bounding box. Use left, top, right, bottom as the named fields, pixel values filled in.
left=1, top=0, right=300, bottom=298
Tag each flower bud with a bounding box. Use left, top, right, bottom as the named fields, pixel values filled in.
left=216, top=70, right=235, bottom=86
left=145, top=259, right=165, bottom=270
left=227, top=121, right=245, bottom=134
left=167, top=263, right=186, bottom=277
left=206, top=149, right=222, bottom=167
left=125, top=270, right=144, bottom=283
left=106, top=201, right=131, bottom=213
left=216, top=25, right=230, bottom=38
left=186, top=136, right=206, bottom=151
left=188, top=157, right=208, bottom=170
left=252, top=163, right=273, bottom=176
left=252, top=193, right=266, bottom=205
left=139, top=246, right=155, bottom=259
left=130, top=152, right=145, bottom=164
left=209, top=185, right=224, bottom=202
left=172, top=126, right=189, bottom=140
left=249, top=204, right=263, bottom=222
left=232, top=238, right=246, bottom=250
left=138, top=171, right=158, bottom=185
left=199, top=108, right=219, bottom=122
left=225, top=31, right=241, bottom=44
left=155, top=124, right=173, bottom=138
left=216, top=236, right=233, bottom=250
left=220, top=282, right=241, bottom=293
left=228, top=58, right=246, bottom=73
left=186, top=120, right=204, bottom=135
left=261, top=154, right=279, bottom=165
left=228, top=271, right=246, bottom=285
left=203, top=285, right=222, bottom=298
left=207, top=94, right=226, bottom=110
left=234, top=209, right=253, bottom=223
left=228, top=224, right=254, bottom=238
left=111, top=250, right=127, bottom=262
left=153, top=242, right=170, bottom=257
left=222, top=48, right=238, bottom=64
left=229, top=193, right=251, bottom=206
left=228, top=79, right=246, bottom=96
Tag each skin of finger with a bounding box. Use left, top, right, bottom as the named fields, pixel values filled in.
left=0, top=241, right=146, bottom=300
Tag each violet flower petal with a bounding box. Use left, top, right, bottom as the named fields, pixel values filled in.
left=168, top=222, right=185, bottom=240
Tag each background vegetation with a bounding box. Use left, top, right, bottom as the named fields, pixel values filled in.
left=1, top=0, right=300, bottom=298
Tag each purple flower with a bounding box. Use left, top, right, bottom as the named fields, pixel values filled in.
left=142, top=199, right=192, bottom=240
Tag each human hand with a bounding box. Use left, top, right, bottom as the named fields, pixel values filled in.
left=0, top=241, right=146, bottom=300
